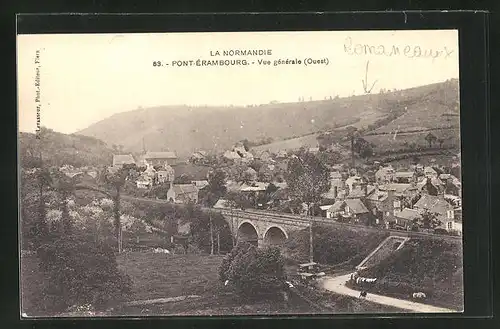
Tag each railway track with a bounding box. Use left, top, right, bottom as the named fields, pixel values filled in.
left=121, top=195, right=462, bottom=242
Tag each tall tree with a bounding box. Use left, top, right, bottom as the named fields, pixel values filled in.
left=345, top=126, right=359, bottom=168
left=51, top=170, right=78, bottom=235
left=425, top=132, right=438, bottom=148
left=103, top=168, right=129, bottom=253
left=285, top=152, right=330, bottom=215
left=204, top=169, right=227, bottom=207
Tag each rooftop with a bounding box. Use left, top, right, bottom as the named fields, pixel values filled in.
left=173, top=184, right=199, bottom=195
left=344, top=198, right=369, bottom=214
left=144, top=151, right=177, bottom=159
left=113, top=154, right=135, bottom=166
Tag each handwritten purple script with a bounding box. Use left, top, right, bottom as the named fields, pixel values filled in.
left=344, top=36, right=454, bottom=59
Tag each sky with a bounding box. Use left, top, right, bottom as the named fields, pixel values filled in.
left=17, top=30, right=459, bottom=134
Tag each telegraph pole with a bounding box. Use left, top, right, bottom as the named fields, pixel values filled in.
left=209, top=210, right=214, bottom=255
left=309, top=203, right=314, bottom=263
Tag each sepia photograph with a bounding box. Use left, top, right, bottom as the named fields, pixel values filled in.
left=17, top=29, right=463, bottom=317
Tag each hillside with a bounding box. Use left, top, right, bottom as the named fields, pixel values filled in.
left=77, top=80, right=459, bottom=157
left=19, top=127, right=114, bottom=168
left=283, top=224, right=389, bottom=267
left=356, top=238, right=463, bottom=310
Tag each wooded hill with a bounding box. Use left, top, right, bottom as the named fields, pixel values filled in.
left=77, top=79, right=459, bottom=157
left=19, top=127, right=114, bottom=169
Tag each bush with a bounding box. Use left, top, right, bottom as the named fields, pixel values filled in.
left=36, top=235, right=132, bottom=313
left=219, top=242, right=286, bottom=299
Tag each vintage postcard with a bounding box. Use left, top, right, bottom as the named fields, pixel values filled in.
left=18, top=30, right=463, bottom=317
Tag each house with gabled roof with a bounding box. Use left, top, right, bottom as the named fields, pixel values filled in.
left=413, top=194, right=455, bottom=222
left=167, top=184, right=199, bottom=204
left=323, top=198, right=369, bottom=222
left=394, top=171, right=416, bottom=184
left=424, top=166, right=438, bottom=179
left=144, top=151, right=178, bottom=167
left=112, top=154, right=136, bottom=168
left=375, top=166, right=395, bottom=183
left=393, top=208, right=422, bottom=228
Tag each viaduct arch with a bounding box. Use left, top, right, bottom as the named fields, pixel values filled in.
left=221, top=209, right=310, bottom=248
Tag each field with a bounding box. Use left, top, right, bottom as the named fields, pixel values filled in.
left=251, top=133, right=323, bottom=153
left=117, top=252, right=224, bottom=302
left=22, top=250, right=401, bottom=316
left=363, top=128, right=460, bottom=153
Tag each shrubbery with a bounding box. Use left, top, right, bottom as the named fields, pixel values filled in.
left=36, top=234, right=133, bottom=313
left=219, top=242, right=286, bottom=299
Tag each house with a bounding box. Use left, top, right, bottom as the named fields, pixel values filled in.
left=394, top=171, right=416, bottom=184
left=417, top=177, right=445, bottom=195
left=346, top=184, right=375, bottom=199
left=136, top=174, right=153, bottom=189
left=440, top=174, right=461, bottom=196
left=192, top=180, right=209, bottom=189
left=413, top=194, right=455, bottom=222
left=377, top=183, right=420, bottom=220
left=244, top=167, right=258, bottom=182
left=157, top=168, right=174, bottom=184
left=144, top=151, right=178, bottom=167
left=240, top=182, right=268, bottom=193
left=223, top=150, right=242, bottom=162
left=444, top=194, right=461, bottom=207
left=112, top=154, right=136, bottom=168
left=167, top=184, right=199, bottom=204
left=324, top=198, right=369, bottom=222
left=392, top=208, right=422, bottom=228
left=345, top=175, right=363, bottom=193
left=269, top=187, right=291, bottom=208
left=135, top=155, right=148, bottom=168
left=275, top=150, right=288, bottom=159
left=321, top=187, right=345, bottom=200
left=365, top=188, right=392, bottom=222
left=254, top=150, right=272, bottom=162
left=213, top=199, right=231, bottom=209
left=309, top=147, right=320, bottom=154
left=375, top=166, right=395, bottom=183
left=329, top=171, right=344, bottom=187
left=86, top=170, right=98, bottom=179
left=439, top=206, right=462, bottom=235
left=320, top=204, right=336, bottom=218
left=442, top=218, right=462, bottom=235
left=331, top=164, right=344, bottom=172
left=423, top=166, right=438, bottom=179
left=190, top=151, right=207, bottom=164
left=379, top=183, right=419, bottom=199
left=324, top=200, right=344, bottom=219
left=172, top=163, right=211, bottom=181
left=233, top=144, right=254, bottom=162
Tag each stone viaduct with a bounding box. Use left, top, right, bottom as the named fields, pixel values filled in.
left=216, top=208, right=311, bottom=247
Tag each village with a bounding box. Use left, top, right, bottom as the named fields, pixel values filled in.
left=56, top=139, right=463, bottom=237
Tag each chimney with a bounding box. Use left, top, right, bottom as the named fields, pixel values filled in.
left=363, top=183, right=368, bottom=196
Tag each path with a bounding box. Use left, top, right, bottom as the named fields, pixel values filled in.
left=319, top=274, right=456, bottom=313
left=123, top=295, right=201, bottom=306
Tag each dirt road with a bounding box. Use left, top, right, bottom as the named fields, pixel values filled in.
left=319, top=274, right=457, bottom=313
